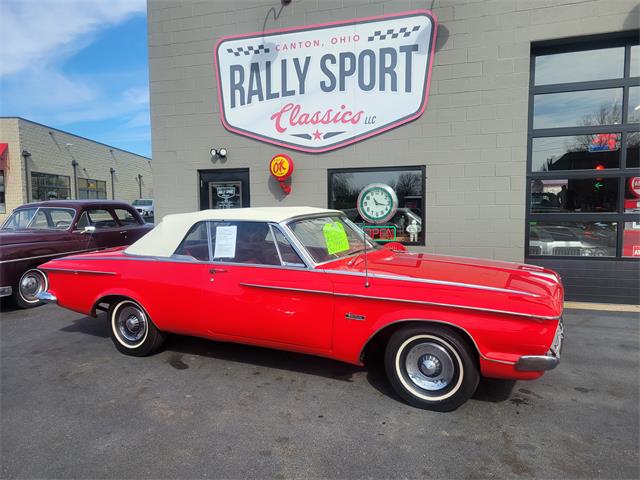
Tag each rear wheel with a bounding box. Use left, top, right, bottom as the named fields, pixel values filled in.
left=384, top=325, right=479, bottom=412
left=109, top=299, right=165, bottom=356
left=14, top=269, right=47, bottom=309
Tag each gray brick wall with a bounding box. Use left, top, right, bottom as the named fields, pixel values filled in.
left=0, top=118, right=153, bottom=221
left=147, top=0, right=638, bottom=262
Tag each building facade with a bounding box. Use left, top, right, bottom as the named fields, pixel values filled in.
left=147, top=0, right=639, bottom=304
left=0, top=118, right=153, bottom=222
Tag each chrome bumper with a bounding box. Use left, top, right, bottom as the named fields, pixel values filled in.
left=516, top=317, right=564, bottom=372
left=36, top=291, right=58, bottom=304
left=0, top=286, right=12, bottom=298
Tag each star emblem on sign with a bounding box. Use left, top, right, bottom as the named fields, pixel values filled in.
left=312, top=130, right=322, bottom=140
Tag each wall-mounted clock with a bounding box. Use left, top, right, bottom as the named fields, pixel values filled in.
left=357, top=183, right=399, bottom=224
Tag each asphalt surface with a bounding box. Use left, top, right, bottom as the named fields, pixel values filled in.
left=1, top=303, right=638, bottom=479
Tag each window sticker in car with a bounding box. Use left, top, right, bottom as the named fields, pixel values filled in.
left=323, top=221, right=350, bottom=255
left=214, top=225, right=237, bottom=258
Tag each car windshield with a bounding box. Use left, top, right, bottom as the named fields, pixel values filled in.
left=133, top=199, right=152, bottom=206
left=1, top=207, right=75, bottom=231
left=288, top=215, right=378, bottom=264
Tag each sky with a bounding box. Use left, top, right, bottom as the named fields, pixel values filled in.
left=0, top=0, right=151, bottom=157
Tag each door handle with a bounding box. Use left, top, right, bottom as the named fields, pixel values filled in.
left=209, top=267, right=227, bottom=274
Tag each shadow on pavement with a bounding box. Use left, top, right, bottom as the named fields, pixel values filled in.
left=59, top=314, right=516, bottom=404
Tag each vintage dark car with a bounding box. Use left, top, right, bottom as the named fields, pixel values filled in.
left=0, top=200, right=152, bottom=308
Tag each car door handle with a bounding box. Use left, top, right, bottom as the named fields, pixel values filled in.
left=209, top=267, right=227, bottom=274
left=119, top=231, right=127, bottom=235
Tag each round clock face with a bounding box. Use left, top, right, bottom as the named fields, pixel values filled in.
left=357, top=183, right=399, bottom=224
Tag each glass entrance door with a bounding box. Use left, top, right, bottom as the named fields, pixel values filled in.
left=198, top=169, right=250, bottom=210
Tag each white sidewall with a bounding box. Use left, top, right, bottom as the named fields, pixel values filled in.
left=18, top=269, right=48, bottom=304
left=394, top=334, right=465, bottom=402
left=111, top=300, right=150, bottom=349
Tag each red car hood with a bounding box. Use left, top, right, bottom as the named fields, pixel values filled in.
left=325, top=250, right=564, bottom=319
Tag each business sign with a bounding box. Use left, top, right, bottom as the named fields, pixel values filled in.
left=214, top=10, right=437, bottom=153
left=630, top=177, right=640, bottom=198
left=362, top=225, right=397, bottom=242
left=270, top=153, right=294, bottom=194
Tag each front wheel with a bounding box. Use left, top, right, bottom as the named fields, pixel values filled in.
left=384, top=325, right=479, bottom=412
left=14, top=268, right=48, bottom=308
left=109, top=299, right=165, bottom=356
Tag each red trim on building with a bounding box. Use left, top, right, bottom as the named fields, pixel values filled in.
left=0, top=143, right=8, bottom=171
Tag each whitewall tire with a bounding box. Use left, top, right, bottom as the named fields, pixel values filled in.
left=384, top=325, right=479, bottom=412
left=15, top=269, right=48, bottom=309
left=109, top=299, right=165, bottom=356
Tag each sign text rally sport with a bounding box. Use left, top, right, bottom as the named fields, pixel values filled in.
left=214, top=10, right=437, bottom=152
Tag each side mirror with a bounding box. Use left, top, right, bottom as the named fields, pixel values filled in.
left=81, top=226, right=96, bottom=234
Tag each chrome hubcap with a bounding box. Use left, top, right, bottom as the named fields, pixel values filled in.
left=116, top=305, right=147, bottom=344
left=20, top=271, right=46, bottom=302
left=405, top=342, right=455, bottom=391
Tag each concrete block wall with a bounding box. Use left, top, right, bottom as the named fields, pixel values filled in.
left=147, top=0, right=638, bottom=262
left=0, top=118, right=154, bottom=222
left=0, top=118, right=25, bottom=218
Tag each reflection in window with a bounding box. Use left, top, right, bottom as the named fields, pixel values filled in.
left=86, top=209, right=117, bottom=229
left=631, top=45, right=640, bottom=77
left=209, top=221, right=280, bottom=265
left=624, top=177, right=640, bottom=213
left=534, top=47, right=624, bottom=85
left=528, top=221, right=617, bottom=257
left=175, top=222, right=210, bottom=261
left=531, top=134, right=620, bottom=171
left=328, top=167, right=424, bottom=245
left=623, top=222, right=640, bottom=258
left=78, top=178, right=107, bottom=200
left=628, top=86, right=640, bottom=123
left=628, top=133, right=639, bottom=168
left=114, top=208, right=141, bottom=225
left=530, top=178, right=618, bottom=213
left=533, top=89, right=622, bottom=129
left=31, top=172, right=71, bottom=201
left=0, top=170, right=5, bottom=214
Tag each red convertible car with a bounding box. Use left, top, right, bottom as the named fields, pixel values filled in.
left=38, top=207, right=563, bottom=411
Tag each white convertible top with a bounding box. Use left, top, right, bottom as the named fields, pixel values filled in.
left=125, top=206, right=341, bottom=258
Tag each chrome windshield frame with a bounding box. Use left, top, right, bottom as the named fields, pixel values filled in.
left=1, top=206, right=78, bottom=231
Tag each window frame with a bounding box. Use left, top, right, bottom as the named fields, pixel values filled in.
left=78, top=177, right=107, bottom=200
left=327, top=165, right=427, bottom=247
left=30, top=172, right=71, bottom=201
left=526, top=33, right=640, bottom=261
left=172, top=220, right=310, bottom=269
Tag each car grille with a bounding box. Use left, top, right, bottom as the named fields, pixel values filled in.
left=552, top=247, right=582, bottom=256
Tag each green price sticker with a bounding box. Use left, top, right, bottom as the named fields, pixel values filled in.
left=323, top=222, right=350, bottom=255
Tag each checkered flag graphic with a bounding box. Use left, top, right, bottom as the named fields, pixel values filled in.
left=226, top=44, right=270, bottom=56
left=367, top=25, right=421, bottom=42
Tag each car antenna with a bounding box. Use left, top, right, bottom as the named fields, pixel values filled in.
left=362, top=225, right=370, bottom=288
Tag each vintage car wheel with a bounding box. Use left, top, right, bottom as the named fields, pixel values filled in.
left=384, top=325, right=479, bottom=412
left=109, top=300, right=165, bottom=356
left=14, top=269, right=48, bottom=309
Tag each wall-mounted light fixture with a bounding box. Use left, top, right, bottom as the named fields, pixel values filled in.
left=210, top=148, right=227, bottom=161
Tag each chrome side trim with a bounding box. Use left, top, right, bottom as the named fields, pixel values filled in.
left=0, top=247, right=100, bottom=265
left=239, top=283, right=333, bottom=296
left=323, top=269, right=539, bottom=298
left=36, top=291, right=57, bottom=304
left=40, top=267, right=117, bottom=276
left=237, top=283, right=560, bottom=321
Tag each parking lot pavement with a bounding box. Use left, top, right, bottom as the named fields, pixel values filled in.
left=1, top=304, right=638, bottom=479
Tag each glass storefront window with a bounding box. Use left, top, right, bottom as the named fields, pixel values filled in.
left=328, top=167, right=424, bottom=245
left=31, top=172, right=71, bottom=201
left=531, top=134, right=621, bottom=171
left=78, top=178, right=107, bottom=200
left=622, top=222, right=640, bottom=258
left=533, top=89, right=622, bottom=129
left=534, top=47, right=624, bottom=85
left=528, top=221, right=617, bottom=257
left=627, top=132, right=639, bottom=168
left=0, top=170, right=5, bottom=214
left=628, top=86, right=640, bottom=123
left=630, top=45, right=640, bottom=77
left=624, top=177, right=640, bottom=213
left=530, top=178, right=618, bottom=213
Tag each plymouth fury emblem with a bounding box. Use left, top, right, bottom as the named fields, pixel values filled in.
left=214, top=10, right=437, bottom=153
